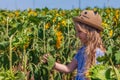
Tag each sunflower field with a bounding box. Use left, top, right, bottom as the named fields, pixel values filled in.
left=0, top=7, right=120, bottom=80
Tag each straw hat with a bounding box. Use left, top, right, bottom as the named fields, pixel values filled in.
left=73, top=10, right=103, bottom=31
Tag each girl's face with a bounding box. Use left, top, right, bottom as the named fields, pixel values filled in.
left=75, top=23, right=87, bottom=44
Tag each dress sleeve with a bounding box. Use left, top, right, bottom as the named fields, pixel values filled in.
left=74, top=52, right=79, bottom=61
left=96, top=48, right=105, bottom=64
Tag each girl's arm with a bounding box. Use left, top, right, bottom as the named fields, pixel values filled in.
left=54, top=59, right=77, bottom=73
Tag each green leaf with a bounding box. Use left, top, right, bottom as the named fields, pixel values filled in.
left=105, top=67, right=112, bottom=79
left=89, top=64, right=108, bottom=80
left=40, top=66, right=49, bottom=80
left=106, top=46, right=113, bottom=56
left=17, top=23, right=23, bottom=32
left=97, top=56, right=106, bottom=62
left=0, top=76, right=4, bottom=80
left=95, top=69, right=106, bottom=79
left=47, top=55, right=55, bottom=70
left=115, top=51, right=120, bottom=64
left=54, top=73, right=62, bottom=80
left=0, top=41, right=9, bottom=50
left=113, top=66, right=120, bottom=79
left=8, top=27, right=17, bottom=36
left=15, top=71, right=26, bottom=80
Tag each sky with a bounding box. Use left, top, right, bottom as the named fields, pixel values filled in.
left=0, top=0, right=120, bottom=10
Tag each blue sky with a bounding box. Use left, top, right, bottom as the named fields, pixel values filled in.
left=0, top=0, right=120, bottom=10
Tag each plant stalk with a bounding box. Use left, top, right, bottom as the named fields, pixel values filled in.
left=67, top=19, right=70, bottom=53
left=43, top=22, right=46, bottom=53
left=23, top=46, right=27, bottom=80
left=9, top=35, right=13, bottom=74
left=109, top=58, right=119, bottom=80
left=6, top=17, right=9, bottom=37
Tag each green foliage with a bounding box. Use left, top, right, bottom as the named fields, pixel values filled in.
left=47, top=55, right=55, bottom=70
left=0, top=68, right=25, bottom=80
left=115, top=51, right=120, bottom=64
left=0, top=41, right=9, bottom=51
left=0, top=7, right=120, bottom=80
left=89, top=64, right=120, bottom=80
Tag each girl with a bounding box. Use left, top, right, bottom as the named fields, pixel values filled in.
left=43, top=10, right=106, bottom=80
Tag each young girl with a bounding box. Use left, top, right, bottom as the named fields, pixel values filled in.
left=43, top=10, right=106, bottom=80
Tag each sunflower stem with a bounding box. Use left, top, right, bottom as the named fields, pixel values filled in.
left=43, top=22, right=46, bottom=53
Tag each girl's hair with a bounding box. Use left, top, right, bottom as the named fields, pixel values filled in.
left=76, top=22, right=106, bottom=69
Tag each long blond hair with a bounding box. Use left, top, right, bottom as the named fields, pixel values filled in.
left=77, top=22, right=106, bottom=69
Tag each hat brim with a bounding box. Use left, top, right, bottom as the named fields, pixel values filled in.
left=73, top=16, right=103, bottom=31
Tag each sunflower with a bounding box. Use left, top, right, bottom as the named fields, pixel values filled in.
left=61, top=20, right=66, bottom=26
left=55, top=31, right=63, bottom=49
left=45, top=22, right=51, bottom=29
left=109, top=30, right=113, bottom=37
left=28, top=10, right=37, bottom=16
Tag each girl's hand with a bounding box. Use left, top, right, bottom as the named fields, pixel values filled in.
left=42, top=53, right=56, bottom=70
left=42, top=53, right=50, bottom=63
